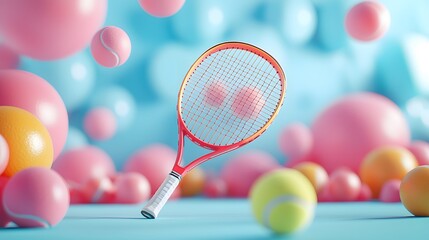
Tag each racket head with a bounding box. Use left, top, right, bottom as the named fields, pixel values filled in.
left=177, top=42, right=286, bottom=150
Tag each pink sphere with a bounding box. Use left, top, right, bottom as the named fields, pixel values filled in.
left=66, top=181, right=86, bottom=204
left=123, top=144, right=176, bottom=196
left=204, top=81, right=227, bottom=107
left=407, top=141, right=429, bottom=166
left=312, top=93, right=410, bottom=173
left=115, top=173, right=151, bottom=204
left=0, top=134, right=9, bottom=175
left=221, top=151, right=280, bottom=198
left=90, top=26, right=131, bottom=68
left=0, top=70, right=68, bottom=160
left=317, top=184, right=332, bottom=202
left=0, top=176, right=11, bottom=227
left=329, top=168, right=361, bottom=202
left=138, top=0, right=185, bottom=18
left=52, top=146, right=116, bottom=185
left=203, top=178, right=227, bottom=198
left=279, top=123, right=313, bottom=160
left=379, top=179, right=401, bottom=203
left=2, top=168, right=69, bottom=227
left=81, top=176, right=116, bottom=204
left=232, top=87, right=265, bottom=120
left=345, top=1, right=390, bottom=41
left=84, top=108, right=117, bottom=141
left=0, top=44, right=19, bottom=69
left=357, top=184, right=373, bottom=202
left=0, top=0, right=107, bottom=60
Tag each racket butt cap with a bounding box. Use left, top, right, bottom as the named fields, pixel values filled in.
left=141, top=210, right=155, bottom=219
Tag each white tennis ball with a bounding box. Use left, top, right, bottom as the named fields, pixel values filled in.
left=250, top=169, right=317, bottom=234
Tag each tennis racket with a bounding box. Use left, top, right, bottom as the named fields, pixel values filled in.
left=141, top=42, right=286, bottom=219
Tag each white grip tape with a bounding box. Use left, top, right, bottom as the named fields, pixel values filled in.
left=141, top=172, right=181, bottom=219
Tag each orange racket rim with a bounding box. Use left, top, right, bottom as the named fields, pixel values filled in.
left=177, top=41, right=287, bottom=150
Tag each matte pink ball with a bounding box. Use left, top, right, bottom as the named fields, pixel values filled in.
left=329, top=168, right=361, bottom=202
left=221, top=151, right=280, bottom=198
left=52, top=146, right=116, bottom=185
left=84, top=108, right=117, bottom=141
left=123, top=144, right=176, bottom=196
left=91, top=26, right=131, bottom=68
left=115, top=173, right=151, bottom=204
left=312, top=93, right=410, bottom=173
left=0, top=0, right=107, bottom=60
left=279, top=123, right=313, bottom=160
left=0, top=135, right=9, bottom=175
left=138, top=0, right=185, bottom=18
left=379, top=179, right=401, bottom=203
left=0, top=176, right=11, bottom=227
left=357, top=184, right=373, bottom=202
left=317, top=184, right=332, bottom=202
left=0, top=70, right=68, bottom=160
left=2, top=168, right=69, bottom=228
left=345, top=1, right=390, bottom=41
left=203, top=178, right=227, bottom=198
left=0, top=44, right=19, bottom=69
left=204, top=81, right=227, bottom=107
left=232, top=87, right=265, bottom=120
left=407, top=141, right=429, bottom=166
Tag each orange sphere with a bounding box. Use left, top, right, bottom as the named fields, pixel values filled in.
left=400, top=166, right=429, bottom=216
left=179, top=167, right=206, bottom=197
left=360, top=146, right=417, bottom=198
left=0, top=106, right=53, bottom=177
left=293, top=162, right=328, bottom=193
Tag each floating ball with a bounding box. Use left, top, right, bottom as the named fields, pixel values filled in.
left=357, top=184, right=373, bottom=202
left=84, top=108, right=117, bottom=141
left=329, top=168, right=361, bottom=202
left=123, top=144, right=176, bottom=196
left=400, top=166, right=429, bottom=216
left=0, top=70, right=68, bottom=159
left=138, top=0, right=185, bottom=17
left=0, top=135, right=9, bottom=175
left=360, top=146, right=417, bottom=198
left=0, top=106, right=53, bottom=177
left=0, top=176, right=10, bottom=227
left=221, top=151, right=280, bottom=198
left=293, top=162, right=328, bottom=193
left=0, top=0, right=107, bottom=60
left=379, top=179, right=401, bottom=203
left=250, top=169, right=316, bottom=234
left=91, top=26, right=131, bottom=68
left=22, top=51, right=95, bottom=111
left=179, top=167, right=206, bottom=197
left=0, top=44, right=19, bottom=69
left=2, top=168, right=69, bottom=228
left=312, top=93, right=410, bottom=173
left=81, top=176, right=116, bottom=204
left=203, top=177, right=227, bottom=198
left=204, top=81, right=227, bottom=107
left=52, top=146, right=116, bottom=185
left=407, top=141, right=429, bottom=165
left=231, top=87, right=265, bottom=120
left=264, top=0, right=316, bottom=45
left=345, top=1, right=390, bottom=41
left=115, top=173, right=151, bottom=204
left=279, top=123, right=313, bottom=160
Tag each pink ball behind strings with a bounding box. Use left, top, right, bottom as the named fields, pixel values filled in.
left=231, top=87, right=265, bottom=120
left=204, top=81, right=227, bottom=107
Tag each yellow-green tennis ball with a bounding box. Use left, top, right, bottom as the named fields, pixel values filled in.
left=250, top=169, right=317, bottom=234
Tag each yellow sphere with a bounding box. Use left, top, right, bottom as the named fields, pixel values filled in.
left=179, top=167, right=206, bottom=197
left=360, top=146, right=417, bottom=198
left=400, top=166, right=429, bottom=216
left=293, top=162, right=328, bottom=193
left=0, top=106, right=53, bottom=176
left=250, top=169, right=316, bottom=234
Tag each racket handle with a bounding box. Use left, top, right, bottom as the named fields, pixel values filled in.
left=141, top=171, right=181, bottom=219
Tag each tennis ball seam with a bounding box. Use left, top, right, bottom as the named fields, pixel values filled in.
left=262, top=194, right=315, bottom=229
left=3, top=204, right=51, bottom=228
left=100, top=27, right=120, bottom=67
